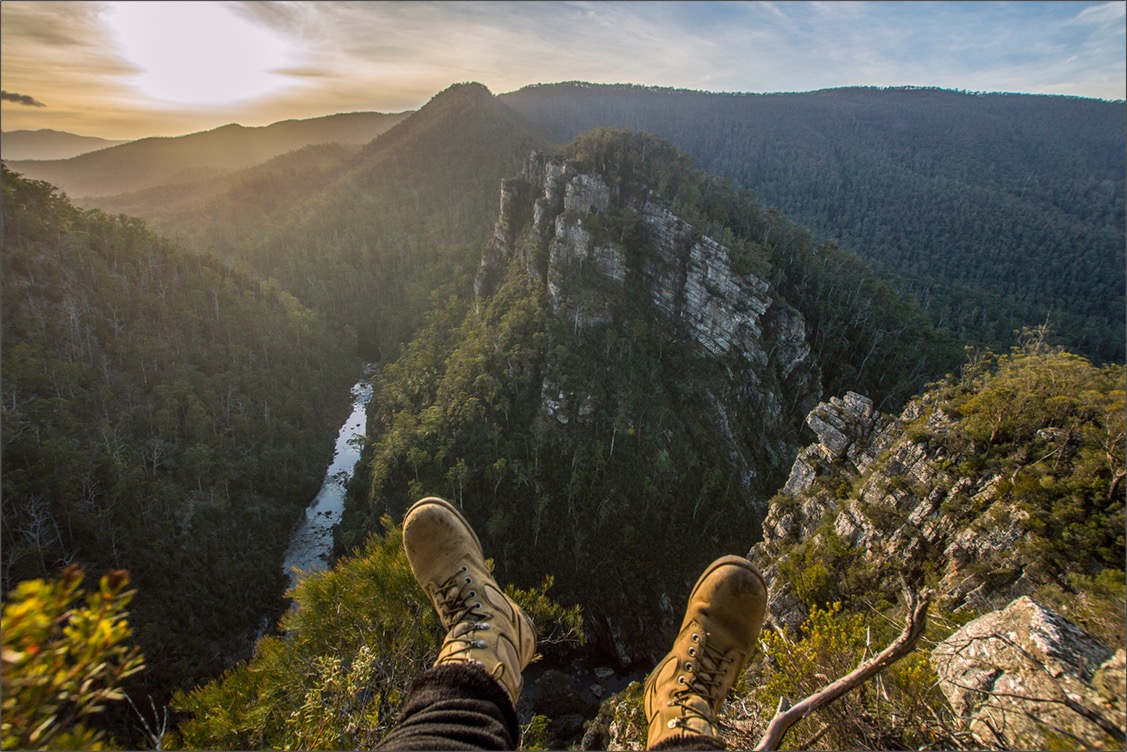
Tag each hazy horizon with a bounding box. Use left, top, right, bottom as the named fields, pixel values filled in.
left=2, top=1, right=1124, bottom=141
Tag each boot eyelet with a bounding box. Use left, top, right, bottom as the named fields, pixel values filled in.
left=691, top=633, right=700, bottom=643
left=667, top=719, right=679, bottom=729
left=460, top=566, right=468, bottom=573
left=464, top=577, right=472, bottom=584
left=688, top=647, right=697, bottom=657
left=475, top=602, right=483, bottom=610
left=684, top=661, right=693, bottom=671
left=677, top=676, right=686, bottom=685
left=468, top=590, right=476, bottom=598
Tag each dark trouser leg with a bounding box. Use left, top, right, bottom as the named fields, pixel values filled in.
left=375, top=663, right=519, bottom=750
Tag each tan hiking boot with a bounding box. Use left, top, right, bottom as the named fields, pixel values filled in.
left=402, top=496, right=536, bottom=705
left=644, top=555, right=767, bottom=749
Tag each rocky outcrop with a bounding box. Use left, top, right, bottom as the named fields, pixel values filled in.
left=478, top=151, right=821, bottom=505
left=750, top=362, right=1125, bottom=747
left=633, top=200, right=772, bottom=360
left=932, top=597, right=1125, bottom=749
left=478, top=152, right=815, bottom=380
left=781, top=391, right=893, bottom=496
left=753, top=389, right=1050, bottom=632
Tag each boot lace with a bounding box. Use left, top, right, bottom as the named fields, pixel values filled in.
left=432, top=565, right=492, bottom=658
left=669, top=630, right=735, bottom=729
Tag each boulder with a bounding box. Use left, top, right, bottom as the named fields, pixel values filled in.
left=932, top=596, right=1125, bottom=749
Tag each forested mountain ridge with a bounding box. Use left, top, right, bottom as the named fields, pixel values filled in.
left=4, top=110, right=409, bottom=199
left=1, top=165, right=357, bottom=715
left=81, top=141, right=364, bottom=236
left=1, top=128, right=130, bottom=161
left=81, top=82, right=549, bottom=361
left=500, top=83, right=1126, bottom=363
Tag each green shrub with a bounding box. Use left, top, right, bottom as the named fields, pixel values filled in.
left=172, top=516, right=583, bottom=749
left=1, top=567, right=144, bottom=750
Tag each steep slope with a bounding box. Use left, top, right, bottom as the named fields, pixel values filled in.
left=501, top=83, right=1127, bottom=363
left=753, top=341, right=1125, bottom=632
left=3, top=111, right=408, bottom=198
left=115, top=82, right=551, bottom=360
left=1, top=128, right=129, bottom=160
left=1, top=165, right=356, bottom=711
left=341, top=130, right=957, bottom=666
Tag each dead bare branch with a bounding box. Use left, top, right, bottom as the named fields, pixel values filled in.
left=753, top=589, right=931, bottom=751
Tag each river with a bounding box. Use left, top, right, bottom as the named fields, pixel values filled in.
left=282, top=377, right=373, bottom=589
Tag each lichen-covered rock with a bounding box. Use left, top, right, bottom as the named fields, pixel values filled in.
left=1094, top=649, right=1126, bottom=719
left=932, top=597, right=1125, bottom=749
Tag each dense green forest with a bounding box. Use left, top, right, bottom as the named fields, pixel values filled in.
left=1, top=165, right=356, bottom=717
left=500, top=83, right=1126, bottom=363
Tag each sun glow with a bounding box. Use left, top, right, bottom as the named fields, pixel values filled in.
left=104, top=1, right=299, bottom=106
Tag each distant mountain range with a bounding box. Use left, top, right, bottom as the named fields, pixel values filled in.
left=2, top=111, right=410, bottom=197
left=63, top=83, right=1125, bottom=364
left=1, top=129, right=130, bottom=160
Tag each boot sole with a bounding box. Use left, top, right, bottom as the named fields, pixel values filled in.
left=403, top=496, right=484, bottom=561
left=688, top=554, right=767, bottom=603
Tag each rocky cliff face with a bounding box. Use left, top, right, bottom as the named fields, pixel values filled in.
left=481, top=153, right=808, bottom=368
left=468, top=149, right=827, bottom=667
left=754, top=389, right=1047, bottom=631
left=478, top=152, right=820, bottom=499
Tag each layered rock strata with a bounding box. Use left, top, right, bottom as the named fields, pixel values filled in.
left=754, top=390, right=1046, bottom=631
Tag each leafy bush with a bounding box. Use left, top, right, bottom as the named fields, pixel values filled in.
left=172, top=516, right=583, bottom=749
left=1, top=567, right=144, bottom=750
left=737, top=604, right=960, bottom=750
left=954, top=347, right=1126, bottom=573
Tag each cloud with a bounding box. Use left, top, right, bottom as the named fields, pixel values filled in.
left=1, top=90, right=46, bottom=107
left=103, top=2, right=301, bottom=106
left=2, top=0, right=1123, bottom=139
left=1069, top=0, right=1126, bottom=26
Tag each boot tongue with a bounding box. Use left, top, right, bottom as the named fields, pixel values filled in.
left=678, top=692, right=713, bottom=718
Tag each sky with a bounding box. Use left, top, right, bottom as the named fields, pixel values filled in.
left=1, top=0, right=1124, bottom=140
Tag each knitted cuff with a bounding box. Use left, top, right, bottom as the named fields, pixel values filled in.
left=651, top=732, right=724, bottom=750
